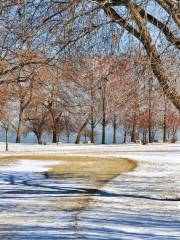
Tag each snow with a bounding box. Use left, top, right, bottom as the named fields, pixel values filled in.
left=0, top=159, right=62, bottom=172
left=0, top=142, right=180, bottom=239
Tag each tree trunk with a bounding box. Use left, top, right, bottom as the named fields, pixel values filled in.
left=113, top=118, right=117, bottom=144
left=90, top=118, right=95, bottom=143
left=148, top=79, right=152, bottom=143
left=16, top=109, right=23, bottom=143
left=90, top=86, right=95, bottom=143
left=148, top=122, right=152, bottom=143
left=52, top=128, right=57, bottom=143
left=131, top=124, right=136, bottom=143
left=123, top=127, right=127, bottom=144
left=36, top=134, right=42, bottom=144
left=67, top=134, right=70, bottom=143
left=171, top=130, right=177, bottom=143
left=5, top=128, right=8, bottom=151
left=143, top=131, right=147, bottom=145
left=102, top=96, right=106, bottom=144
left=146, top=45, right=180, bottom=111
left=90, top=99, right=95, bottom=143
left=163, top=117, right=167, bottom=142
left=135, top=10, right=180, bottom=110
left=52, top=116, right=59, bottom=143
left=163, top=98, right=167, bottom=142
left=131, top=114, right=137, bottom=143
left=75, top=120, right=88, bottom=144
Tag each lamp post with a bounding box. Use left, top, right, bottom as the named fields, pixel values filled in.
left=99, top=76, right=108, bottom=144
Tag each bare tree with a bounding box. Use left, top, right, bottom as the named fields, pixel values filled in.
left=0, top=93, right=12, bottom=151
left=94, top=0, right=180, bottom=109
left=1, top=0, right=179, bottom=109
left=25, top=101, right=50, bottom=144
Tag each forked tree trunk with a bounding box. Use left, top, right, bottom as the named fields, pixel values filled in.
left=36, top=134, right=42, bottom=144
left=75, top=120, right=88, bottom=144
left=16, top=91, right=32, bottom=143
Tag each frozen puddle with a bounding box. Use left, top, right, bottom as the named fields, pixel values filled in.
left=0, top=146, right=180, bottom=240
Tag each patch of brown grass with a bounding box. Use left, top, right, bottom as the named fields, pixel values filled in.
left=47, top=156, right=136, bottom=183
left=44, top=156, right=137, bottom=210
left=0, top=155, right=137, bottom=187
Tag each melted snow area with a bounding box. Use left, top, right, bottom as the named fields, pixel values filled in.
left=0, top=143, right=180, bottom=240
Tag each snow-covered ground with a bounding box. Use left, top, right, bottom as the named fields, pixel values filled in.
left=0, top=143, right=180, bottom=239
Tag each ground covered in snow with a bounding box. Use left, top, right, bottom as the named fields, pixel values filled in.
left=0, top=143, right=180, bottom=239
